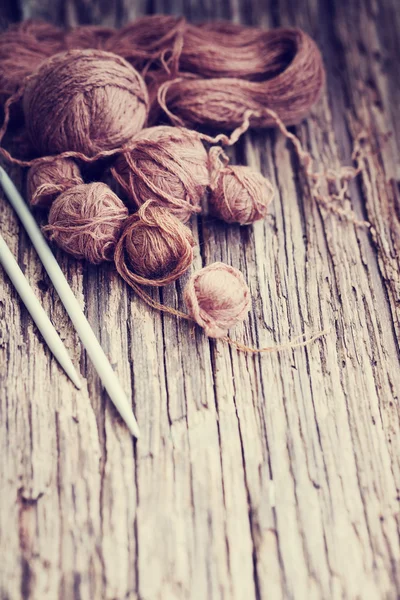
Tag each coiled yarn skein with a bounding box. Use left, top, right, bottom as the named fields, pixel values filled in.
left=152, top=26, right=325, bottom=131
left=44, top=182, right=128, bottom=264
left=23, top=49, right=149, bottom=157
left=112, top=126, right=209, bottom=223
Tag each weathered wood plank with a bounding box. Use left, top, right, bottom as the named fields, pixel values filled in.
left=0, top=0, right=399, bottom=599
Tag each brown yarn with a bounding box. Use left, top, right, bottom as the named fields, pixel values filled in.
left=115, top=256, right=328, bottom=353
left=114, top=200, right=195, bottom=289
left=43, top=182, right=128, bottom=264
left=260, top=108, right=370, bottom=228
left=224, top=329, right=330, bottom=354
left=27, top=157, right=83, bottom=209
left=150, top=25, right=325, bottom=130
left=22, top=49, right=148, bottom=156
left=208, top=147, right=275, bottom=225
left=65, top=25, right=116, bottom=50
left=0, top=18, right=324, bottom=139
left=0, top=20, right=65, bottom=116
left=107, top=15, right=186, bottom=76
left=184, top=262, right=251, bottom=338
left=111, top=126, right=209, bottom=223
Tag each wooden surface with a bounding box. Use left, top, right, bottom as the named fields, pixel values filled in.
left=1, top=0, right=400, bottom=599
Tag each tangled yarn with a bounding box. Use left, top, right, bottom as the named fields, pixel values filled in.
left=114, top=200, right=195, bottom=288
left=112, top=126, right=209, bottom=223
left=22, top=49, right=148, bottom=157
left=44, top=182, right=128, bottom=264
left=27, top=157, right=83, bottom=209
left=184, top=262, right=251, bottom=338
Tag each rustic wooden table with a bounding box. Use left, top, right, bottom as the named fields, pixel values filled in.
left=1, top=0, right=399, bottom=599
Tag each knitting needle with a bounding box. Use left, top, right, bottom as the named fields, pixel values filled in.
left=0, top=233, right=81, bottom=389
left=0, top=166, right=140, bottom=438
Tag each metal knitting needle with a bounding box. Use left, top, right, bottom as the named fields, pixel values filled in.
left=0, top=233, right=81, bottom=389
left=0, top=166, right=140, bottom=438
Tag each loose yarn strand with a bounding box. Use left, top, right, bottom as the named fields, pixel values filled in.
left=121, top=272, right=329, bottom=355
left=223, top=328, right=330, bottom=354
left=259, top=107, right=370, bottom=228
left=157, top=77, right=186, bottom=126
left=199, top=109, right=254, bottom=147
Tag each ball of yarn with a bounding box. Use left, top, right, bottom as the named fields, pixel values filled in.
left=209, top=165, right=275, bottom=225
left=184, top=262, right=251, bottom=338
left=27, top=157, right=83, bottom=209
left=112, top=126, right=209, bottom=223
left=44, top=183, right=128, bottom=264
left=23, top=49, right=148, bottom=157
left=114, top=200, right=195, bottom=287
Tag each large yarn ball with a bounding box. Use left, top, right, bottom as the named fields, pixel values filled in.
left=27, top=157, right=83, bottom=209
left=44, top=182, right=128, bottom=264
left=114, top=200, right=195, bottom=287
left=112, top=126, right=209, bottom=223
left=184, top=262, right=251, bottom=338
left=23, top=49, right=148, bottom=156
left=209, top=165, right=275, bottom=225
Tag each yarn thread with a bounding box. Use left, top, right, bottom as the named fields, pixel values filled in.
left=27, top=157, right=83, bottom=208
left=23, top=49, right=148, bottom=157
left=44, top=182, right=128, bottom=264
left=0, top=17, right=325, bottom=141
left=208, top=146, right=275, bottom=224
left=184, top=262, right=251, bottom=337
left=114, top=200, right=195, bottom=288
left=112, top=126, right=209, bottom=223
left=0, top=18, right=331, bottom=355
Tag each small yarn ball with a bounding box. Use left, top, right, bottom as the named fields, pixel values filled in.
left=44, top=183, right=128, bottom=264
left=114, top=200, right=195, bottom=287
left=184, top=262, right=251, bottom=338
left=208, top=165, right=275, bottom=225
left=27, top=157, right=83, bottom=209
left=23, top=49, right=148, bottom=157
left=209, top=165, right=275, bottom=225
left=112, top=126, right=209, bottom=223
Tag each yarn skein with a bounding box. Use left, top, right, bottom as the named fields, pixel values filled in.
left=184, top=262, right=251, bottom=338
left=27, top=157, right=83, bottom=209
left=23, top=49, right=149, bottom=156
left=112, top=126, right=209, bottom=223
left=150, top=26, right=325, bottom=130
left=44, top=182, right=128, bottom=264
left=114, top=200, right=195, bottom=288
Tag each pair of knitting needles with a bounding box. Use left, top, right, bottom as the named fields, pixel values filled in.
left=0, top=166, right=140, bottom=438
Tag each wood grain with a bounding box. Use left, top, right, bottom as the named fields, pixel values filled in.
left=0, top=0, right=399, bottom=598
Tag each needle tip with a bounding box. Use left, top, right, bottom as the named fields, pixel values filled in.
left=67, top=365, right=82, bottom=389
left=128, top=417, right=140, bottom=439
